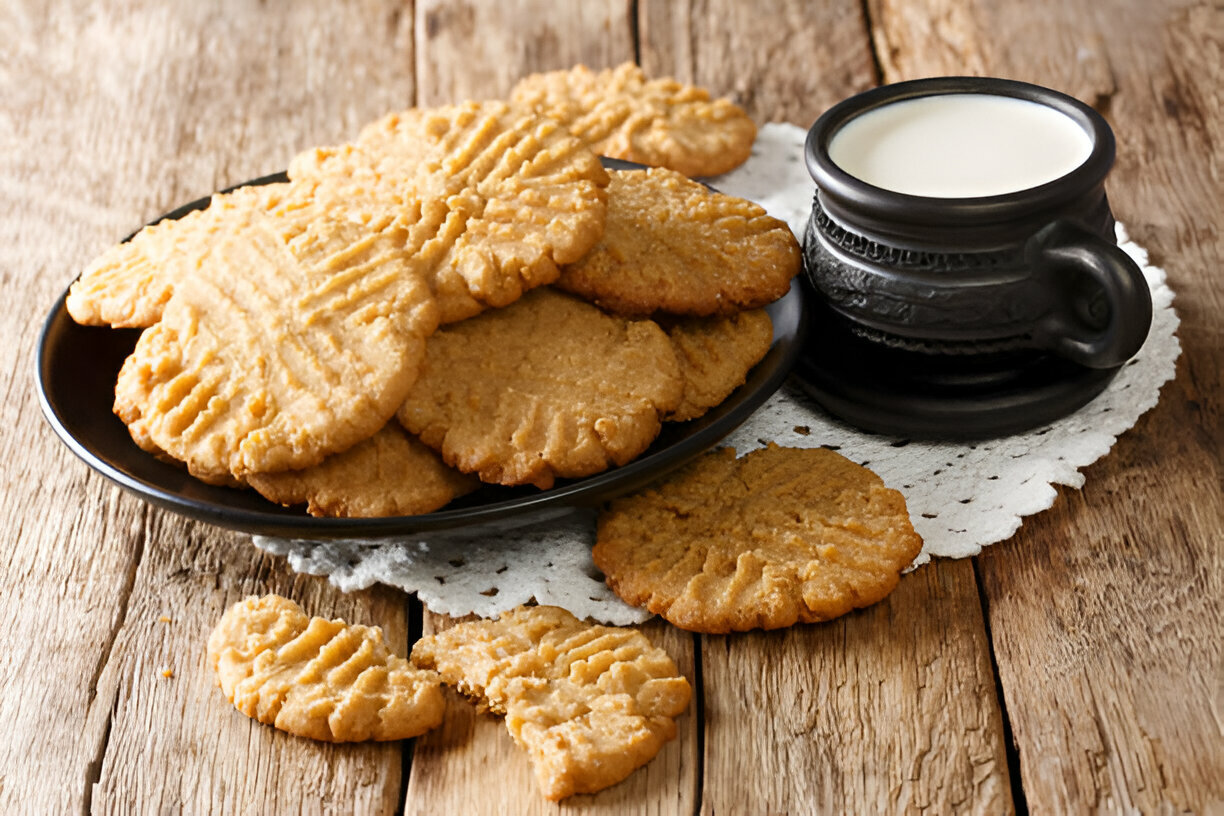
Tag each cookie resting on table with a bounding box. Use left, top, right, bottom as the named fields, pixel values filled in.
left=112, top=180, right=439, bottom=483
left=207, top=595, right=445, bottom=742
left=593, top=444, right=923, bottom=632
left=556, top=168, right=800, bottom=317
left=396, top=287, right=684, bottom=490
left=411, top=605, right=691, bottom=801
left=289, top=100, right=610, bottom=324
left=510, top=62, right=757, bottom=177
left=247, top=422, right=479, bottom=518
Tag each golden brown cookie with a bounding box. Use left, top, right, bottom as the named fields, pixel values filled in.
left=511, top=62, right=757, bottom=177
left=411, top=605, right=691, bottom=801
left=662, top=308, right=774, bottom=421
left=207, top=595, right=445, bottom=742
left=67, top=205, right=221, bottom=328
left=247, top=422, right=479, bottom=518
left=555, top=168, right=800, bottom=317
left=113, top=181, right=439, bottom=482
left=290, top=101, right=610, bottom=324
left=396, top=288, right=683, bottom=489
left=593, top=444, right=923, bottom=632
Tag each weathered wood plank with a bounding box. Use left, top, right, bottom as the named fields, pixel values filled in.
left=405, top=612, right=699, bottom=814
left=700, top=561, right=1013, bottom=815
left=639, top=0, right=878, bottom=125
left=413, top=0, right=636, bottom=106
left=0, top=2, right=417, bottom=812
left=872, top=0, right=1224, bottom=811
left=90, top=525, right=411, bottom=815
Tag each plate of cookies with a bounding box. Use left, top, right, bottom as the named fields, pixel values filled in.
left=37, top=100, right=806, bottom=540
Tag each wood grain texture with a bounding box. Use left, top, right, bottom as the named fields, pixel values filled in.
left=405, top=613, right=699, bottom=814
left=0, top=1, right=417, bottom=812
left=871, top=0, right=1224, bottom=811
left=639, top=0, right=878, bottom=125
left=700, top=562, right=1014, bottom=815
left=414, top=0, right=636, bottom=106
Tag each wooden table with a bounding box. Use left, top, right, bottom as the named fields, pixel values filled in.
left=2, top=1, right=1220, bottom=813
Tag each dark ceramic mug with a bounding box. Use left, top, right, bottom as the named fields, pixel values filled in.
left=803, top=76, right=1152, bottom=369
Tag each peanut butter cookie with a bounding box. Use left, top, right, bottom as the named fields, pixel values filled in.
left=247, top=422, right=479, bottom=518
left=113, top=181, right=439, bottom=482
left=556, top=168, right=800, bottom=317
left=593, top=444, right=923, bottom=632
left=511, top=62, right=756, bottom=177
left=396, top=288, right=683, bottom=489
left=207, top=595, right=444, bottom=742
left=662, top=308, right=774, bottom=421
left=411, top=605, right=691, bottom=801
left=290, top=101, right=610, bottom=323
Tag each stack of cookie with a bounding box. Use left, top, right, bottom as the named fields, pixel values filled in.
left=66, top=66, right=800, bottom=517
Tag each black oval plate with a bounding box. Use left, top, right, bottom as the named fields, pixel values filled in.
left=36, top=168, right=808, bottom=540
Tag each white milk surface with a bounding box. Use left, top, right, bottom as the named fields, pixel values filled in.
left=828, top=94, right=1093, bottom=198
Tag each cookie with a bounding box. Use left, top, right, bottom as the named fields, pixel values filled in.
left=592, top=444, right=923, bottom=632
left=207, top=595, right=445, bottom=742
left=67, top=205, right=222, bottom=328
left=396, top=288, right=683, bottom=489
left=555, top=168, right=800, bottom=317
left=289, top=101, right=610, bottom=324
left=113, top=181, right=440, bottom=482
left=247, top=422, right=479, bottom=518
left=510, top=62, right=756, bottom=177
left=662, top=308, right=774, bottom=421
left=411, top=605, right=691, bottom=801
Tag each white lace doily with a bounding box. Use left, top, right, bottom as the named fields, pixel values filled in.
left=255, top=123, right=1181, bottom=624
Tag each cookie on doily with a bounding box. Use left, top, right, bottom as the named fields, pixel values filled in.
left=593, top=443, right=923, bottom=632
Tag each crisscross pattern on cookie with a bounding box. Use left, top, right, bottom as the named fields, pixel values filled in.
left=208, top=595, right=444, bottom=742
left=290, top=101, right=609, bottom=323
left=557, top=168, right=800, bottom=316
left=511, top=62, right=757, bottom=177
left=663, top=308, right=774, bottom=421
left=113, top=182, right=439, bottom=481
left=412, top=606, right=691, bottom=800
left=594, top=444, right=924, bottom=632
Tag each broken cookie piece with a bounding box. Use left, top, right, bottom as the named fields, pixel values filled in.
left=207, top=595, right=444, bottom=742
left=411, top=605, right=691, bottom=800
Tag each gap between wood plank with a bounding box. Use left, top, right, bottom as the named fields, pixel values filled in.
left=691, top=631, right=705, bottom=816
left=395, top=597, right=426, bottom=816
left=973, top=557, right=1029, bottom=816
left=858, top=0, right=885, bottom=85
left=81, top=500, right=150, bottom=816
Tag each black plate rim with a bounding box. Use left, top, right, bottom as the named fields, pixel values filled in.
left=36, top=169, right=809, bottom=540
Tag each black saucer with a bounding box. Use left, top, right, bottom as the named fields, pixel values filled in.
left=791, top=282, right=1120, bottom=439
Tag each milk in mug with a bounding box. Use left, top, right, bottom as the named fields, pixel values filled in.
left=828, top=93, right=1094, bottom=198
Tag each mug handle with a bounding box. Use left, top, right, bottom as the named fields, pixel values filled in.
left=1029, top=220, right=1153, bottom=369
